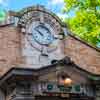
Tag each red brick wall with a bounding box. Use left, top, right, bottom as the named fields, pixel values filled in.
left=0, top=26, right=21, bottom=75
left=64, top=36, right=100, bottom=74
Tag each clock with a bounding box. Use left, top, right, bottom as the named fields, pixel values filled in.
left=26, top=21, right=57, bottom=53
left=32, top=24, right=54, bottom=45
left=18, top=6, right=65, bottom=68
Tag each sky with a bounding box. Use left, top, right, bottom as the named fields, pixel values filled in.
left=0, top=0, right=69, bottom=19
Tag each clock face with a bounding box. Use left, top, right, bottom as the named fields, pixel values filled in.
left=33, top=24, right=54, bottom=45
left=26, top=21, right=58, bottom=53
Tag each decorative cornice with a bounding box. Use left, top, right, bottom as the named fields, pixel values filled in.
left=8, top=5, right=66, bottom=27
left=0, top=57, right=100, bottom=85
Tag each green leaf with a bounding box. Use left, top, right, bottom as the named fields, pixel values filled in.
left=63, top=0, right=100, bottom=47
left=0, top=9, right=6, bottom=22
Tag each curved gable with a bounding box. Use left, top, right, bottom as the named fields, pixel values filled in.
left=64, top=35, right=100, bottom=74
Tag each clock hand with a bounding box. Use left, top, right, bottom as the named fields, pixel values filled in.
left=35, top=29, right=44, bottom=36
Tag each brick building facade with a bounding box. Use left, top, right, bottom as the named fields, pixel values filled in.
left=0, top=5, right=100, bottom=100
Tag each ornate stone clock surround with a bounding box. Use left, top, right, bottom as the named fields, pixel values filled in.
left=11, top=5, right=68, bottom=68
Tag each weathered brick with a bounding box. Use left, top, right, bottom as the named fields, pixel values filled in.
left=0, top=26, right=21, bottom=75
left=64, top=36, right=100, bottom=74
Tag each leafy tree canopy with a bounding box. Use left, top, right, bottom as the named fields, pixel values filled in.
left=63, top=0, right=100, bottom=48
left=0, top=8, right=6, bottom=22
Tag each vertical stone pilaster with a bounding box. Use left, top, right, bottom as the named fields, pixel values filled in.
left=7, top=81, right=34, bottom=100
left=95, top=84, right=100, bottom=100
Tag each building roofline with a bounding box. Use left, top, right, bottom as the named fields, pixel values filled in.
left=0, top=57, right=100, bottom=83
left=68, top=34, right=100, bottom=52
left=1, top=5, right=99, bottom=52
left=0, top=23, right=14, bottom=27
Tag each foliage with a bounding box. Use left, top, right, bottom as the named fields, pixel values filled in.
left=63, top=0, right=100, bottom=47
left=0, top=8, right=6, bottom=22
